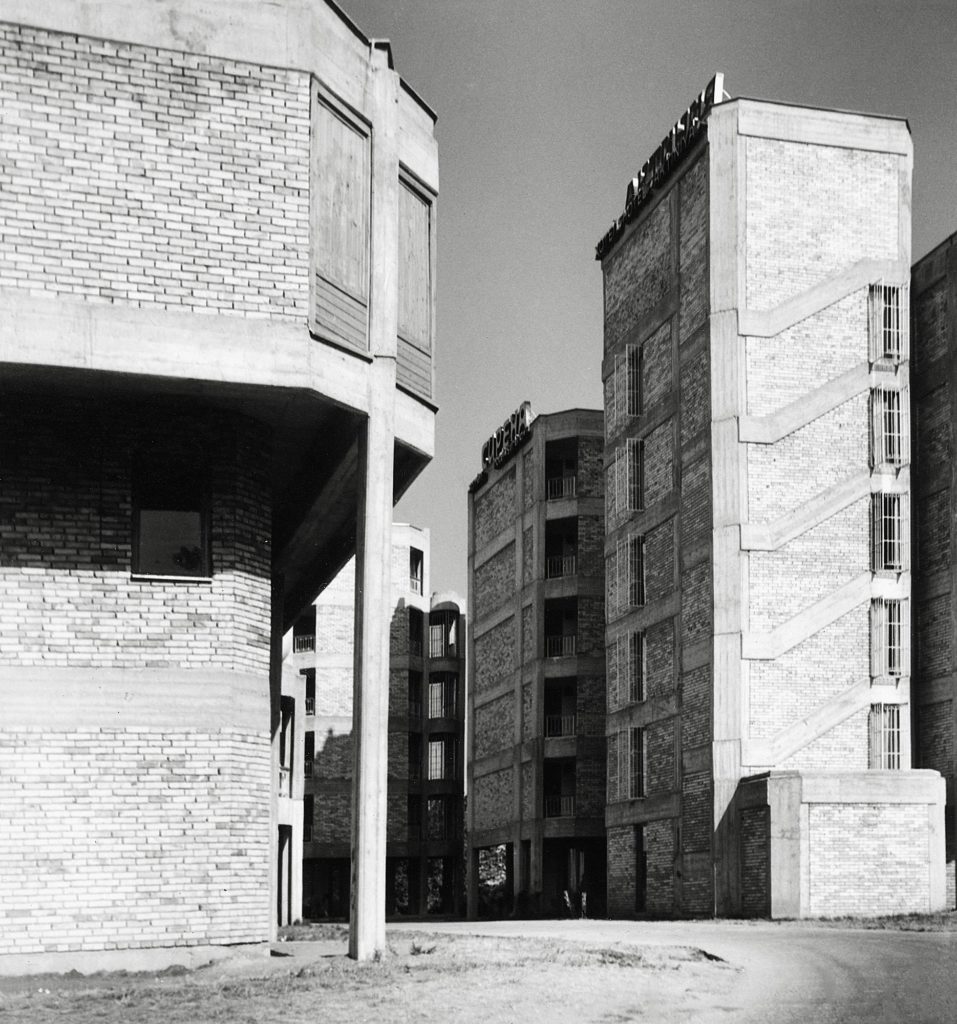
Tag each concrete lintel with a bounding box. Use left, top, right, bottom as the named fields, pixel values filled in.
left=798, top=769, right=945, bottom=805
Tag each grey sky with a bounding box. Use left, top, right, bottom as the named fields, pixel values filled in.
left=344, top=0, right=957, bottom=597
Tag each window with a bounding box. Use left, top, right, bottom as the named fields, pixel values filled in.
left=612, top=345, right=643, bottom=429
left=615, top=438, right=645, bottom=514
left=428, top=674, right=457, bottom=718
left=629, top=631, right=646, bottom=703
left=628, top=344, right=643, bottom=417
left=407, top=795, right=422, bottom=834
left=302, top=669, right=316, bottom=715
left=429, top=609, right=458, bottom=658
left=132, top=453, right=209, bottom=577
left=871, top=493, right=905, bottom=572
left=869, top=283, right=907, bottom=365
left=304, top=731, right=315, bottom=778
left=408, top=670, right=423, bottom=719
left=628, top=727, right=645, bottom=799
left=870, top=704, right=901, bottom=769
left=870, top=387, right=906, bottom=468
left=427, top=736, right=457, bottom=780
left=629, top=536, right=645, bottom=607
left=410, top=547, right=424, bottom=594
left=303, top=795, right=314, bottom=843
left=408, top=735, right=422, bottom=783
left=409, top=608, right=424, bottom=657
left=871, top=599, right=906, bottom=679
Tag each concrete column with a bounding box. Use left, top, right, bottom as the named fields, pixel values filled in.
left=349, top=382, right=395, bottom=959
left=349, top=45, right=399, bottom=961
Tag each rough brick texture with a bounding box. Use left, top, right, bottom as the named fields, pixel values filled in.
left=603, top=198, right=673, bottom=352
left=0, top=396, right=271, bottom=671
left=474, top=617, right=515, bottom=696
left=578, top=437, right=604, bottom=497
left=0, top=24, right=310, bottom=318
left=0, top=729, right=270, bottom=953
left=474, top=542, right=515, bottom=621
left=473, top=469, right=516, bottom=551
left=474, top=693, right=515, bottom=760
left=472, top=769, right=513, bottom=832
left=740, top=807, right=770, bottom=917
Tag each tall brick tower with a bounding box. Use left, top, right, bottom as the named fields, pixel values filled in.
left=467, top=407, right=607, bottom=917
left=598, top=75, right=945, bottom=917
left=0, top=0, right=438, bottom=966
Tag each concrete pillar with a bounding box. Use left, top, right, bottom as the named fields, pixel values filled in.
left=349, top=44, right=399, bottom=960
left=349, top=384, right=395, bottom=959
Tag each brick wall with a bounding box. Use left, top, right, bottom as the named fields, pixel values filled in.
left=473, top=617, right=515, bottom=696
left=473, top=542, right=515, bottom=620
left=0, top=729, right=270, bottom=953
left=646, top=619, right=676, bottom=700
left=606, top=824, right=637, bottom=918
left=473, top=470, right=516, bottom=551
left=0, top=23, right=310, bottom=319
left=522, top=526, right=535, bottom=583
left=645, top=519, right=675, bottom=603
left=521, top=605, right=535, bottom=664
left=645, top=818, right=675, bottom=914
left=578, top=437, right=604, bottom=496
left=744, top=137, right=898, bottom=310
left=0, top=396, right=271, bottom=671
left=578, top=515, right=603, bottom=578
left=472, top=769, right=512, bottom=832
left=522, top=683, right=535, bottom=742
left=603, top=198, right=673, bottom=351
left=678, top=155, right=708, bottom=339
left=642, top=322, right=674, bottom=408
left=474, top=693, right=515, bottom=760
left=644, top=422, right=674, bottom=507
left=523, top=446, right=536, bottom=509
left=739, top=807, right=769, bottom=917
left=807, top=802, right=933, bottom=915
left=647, top=719, right=676, bottom=796
left=578, top=595, right=605, bottom=655
left=914, top=277, right=949, bottom=369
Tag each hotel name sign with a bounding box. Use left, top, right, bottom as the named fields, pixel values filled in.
left=481, top=401, right=534, bottom=470
left=595, top=73, right=724, bottom=260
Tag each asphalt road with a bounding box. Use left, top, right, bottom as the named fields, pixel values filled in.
left=390, top=918, right=957, bottom=1023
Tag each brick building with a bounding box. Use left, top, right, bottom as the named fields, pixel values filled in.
left=287, top=525, right=466, bottom=919
left=467, top=408, right=607, bottom=916
left=598, top=75, right=945, bottom=917
left=911, top=232, right=957, bottom=907
left=0, top=0, right=438, bottom=965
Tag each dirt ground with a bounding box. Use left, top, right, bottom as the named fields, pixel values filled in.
left=0, top=928, right=736, bottom=1024
left=3, top=917, right=957, bottom=1024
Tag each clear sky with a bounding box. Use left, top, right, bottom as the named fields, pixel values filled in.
left=343, top=0, right=957, bottom=598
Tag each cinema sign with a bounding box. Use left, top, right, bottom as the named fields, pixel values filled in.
left=596, top=73, right=724, bottom=260
left=481, top=401, right=534, bottom=470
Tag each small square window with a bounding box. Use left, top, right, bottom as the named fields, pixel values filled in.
left=132, top=455, right=209, bottom=577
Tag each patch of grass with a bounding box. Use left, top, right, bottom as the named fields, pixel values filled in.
left=808, top=910, right=957, bottom=932
left=277, top=921, right=348, bottom=943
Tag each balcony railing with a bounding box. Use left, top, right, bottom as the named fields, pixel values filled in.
left=544, top=795, right=575, bottom=818
left=304, top=697, right=315, bottom=716
left=547, top=475, right=577, bottom=500
left=545, top=634, right=576, bottom=658
left=410, top=576, right=423, bottom=594
left=278, top=766, right=291, bottom=796
left=545, top=554, right=577, bottom=579
left=545, top=714, right=577, bottom=738
left=410, top=638, right=424, bottom=657
left=293, top=634, right=315, bottom=654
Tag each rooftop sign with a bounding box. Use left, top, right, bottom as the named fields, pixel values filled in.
left=595, top=73, right=724, bottom=261
left=481, top=401, right=534, bottom=471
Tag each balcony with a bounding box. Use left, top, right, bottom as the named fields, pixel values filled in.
left=545, top=634, right=576, bottom=658
left=304, top=697, right=315, bottom=716
left=545, top=554, right=577, bottom=579
left=545, top=714, right=577, bottom=738
left=293, top=634, right=315, bottom=654
left=544, top=795, right=575, bottom=818
left=547, top=475, right=577, bottom=501
left=278, top=766, right=291, bottom=796
left=409, top=575, right=423, bottom=594
left=410, top=637, right=424, bottom=658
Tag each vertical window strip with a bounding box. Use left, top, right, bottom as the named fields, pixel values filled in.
left=629, top=727, right=645, bottom=799
left=614, top=354, right=628, bottom=428
left=627, top=344, right=642, bottom=417
left=629, top=536, right=645, bottom=607
left=869, top=282, right=908, bottom=364
left=627, top=437, right=644, bottom=511
left=615, top=445, right=627, bottom=515
left=872, top=493, right=903, bottom=572
left=881, top=704, right=901, bottom=769
left=871, top=598, right=904, bottom=678
left=871, top=387, right=904, bottom=468
left=630, top=630, right=645, bottom=703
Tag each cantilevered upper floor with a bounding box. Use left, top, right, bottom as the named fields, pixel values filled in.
left=0, top=0, right=438, bottom=624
